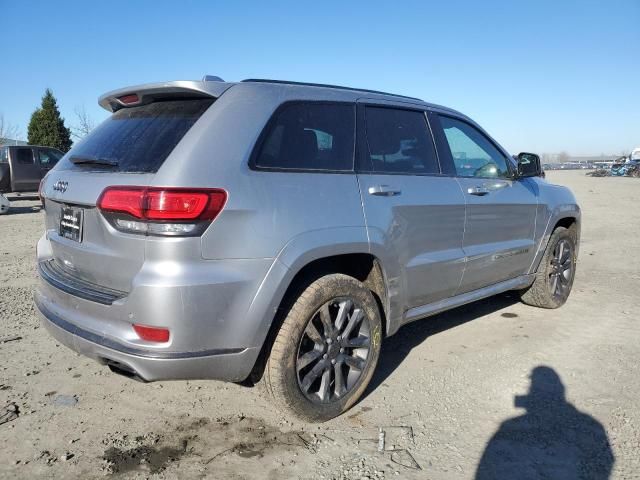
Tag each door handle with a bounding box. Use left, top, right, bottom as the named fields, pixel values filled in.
left=467, top=186, right=490, bottom=196
left=368, top=185, right=401, bottom=196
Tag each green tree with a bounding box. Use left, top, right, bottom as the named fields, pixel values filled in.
left=27, top=89, right=72, bottom=152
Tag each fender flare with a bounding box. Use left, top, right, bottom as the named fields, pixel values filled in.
left=528, top=204, right=581, bottom=274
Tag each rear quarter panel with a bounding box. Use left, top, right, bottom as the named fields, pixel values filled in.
left=150, top=83, right=369, bottom=350
left=153, top=83, right=368, bottom=261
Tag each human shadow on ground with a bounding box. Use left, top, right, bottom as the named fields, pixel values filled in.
left=364, top=292, right=520, bottom=397
left=476, top=366, right=614, bottom=480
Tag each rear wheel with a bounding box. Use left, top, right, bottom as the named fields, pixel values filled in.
left=265, top=274, right=382, bottom=422
left=520, top=226, right=577, bottom=308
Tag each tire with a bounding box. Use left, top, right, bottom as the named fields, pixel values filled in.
left=265, top=274, right=383, bottom=422
left=520, top=226, right=577, bottom=308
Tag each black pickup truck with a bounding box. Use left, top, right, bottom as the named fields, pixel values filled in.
left=0, top=145, right=64, bottom=193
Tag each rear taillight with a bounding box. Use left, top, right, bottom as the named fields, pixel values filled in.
left=97, top=187, right=226, bottom=236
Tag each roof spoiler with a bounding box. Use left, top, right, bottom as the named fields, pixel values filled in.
left=98, top=80, right=232, bottom=112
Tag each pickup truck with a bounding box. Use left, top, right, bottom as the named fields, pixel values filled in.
left=0, top=145, right=64, bottom=193
left=0, top=145, right=64, bottom=212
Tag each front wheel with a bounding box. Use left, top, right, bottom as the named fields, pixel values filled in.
left=265, top=274, right=382, bottom=422
left=520, top=226, right=577, bottom=308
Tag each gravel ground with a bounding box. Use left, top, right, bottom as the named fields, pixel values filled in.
left=0, top=171, right=639, bottom=479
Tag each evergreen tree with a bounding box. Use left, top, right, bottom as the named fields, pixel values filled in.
left=27, top=89, right=72, bottom=152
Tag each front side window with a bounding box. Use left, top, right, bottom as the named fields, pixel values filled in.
left=38, top=148, right=63, bottom=166
left=438, top=115, right=509, bottom=178
left=16, top=148, right=34, bottom=165
left=254, top=102, right=355, bottom=171
left=364, top=107, right=439, bottom=174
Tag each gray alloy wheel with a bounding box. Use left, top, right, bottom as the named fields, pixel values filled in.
left=549, top=238, right=573, bottom=301
left=296, top=298, right=371, bottom=404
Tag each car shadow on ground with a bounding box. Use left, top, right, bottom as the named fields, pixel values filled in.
left=5, top=193, right=40, bottom=201
left=475, top=366, right=614, bottom=479
left=365, top=292, right=520, bottom=396
left=6, top=204, right=42, bottom=215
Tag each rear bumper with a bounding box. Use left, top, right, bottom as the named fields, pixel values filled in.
left=33, top=228, right=292, bottom=381
left=35, top=293, right=259, bottom=382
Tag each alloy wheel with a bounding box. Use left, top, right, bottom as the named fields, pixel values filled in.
left=296, top=298, right=371, bottom=404
left=549, top=239, right=573, bottom=299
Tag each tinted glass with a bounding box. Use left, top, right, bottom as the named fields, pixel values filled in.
left=0, top=148, right=7, bottom=163
left=438, top=115, right=509, bottom=178
left=255, top=103, right=355, bottom=171
left=16, top=148, right=34, bottom=164
left=58, top=99, right=213, bottom=173
left=364, top=107, right=439, bottom=174
left=38, top=148, right=63, bottom=166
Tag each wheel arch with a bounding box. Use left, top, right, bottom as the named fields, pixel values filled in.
left=246, top=250, right=390, bottom=384
left=529, top=207, right=581, bottom=274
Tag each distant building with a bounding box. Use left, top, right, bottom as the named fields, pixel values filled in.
left=566, top=155, right=621, bottom=163
left=0, top=138, right=28, bottom=147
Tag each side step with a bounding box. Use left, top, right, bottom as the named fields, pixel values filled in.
left=403, top=274, right=534, bottom=324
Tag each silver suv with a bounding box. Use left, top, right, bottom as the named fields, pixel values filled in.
left=35, top=78, right=580, bottom=421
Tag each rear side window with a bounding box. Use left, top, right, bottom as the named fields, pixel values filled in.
left=38, top=148, right=63, bottom=166
left=364, top=107, right=439, bottom=174
left=16, top=148, right=34, bottom=164
left=59, top=99, right=213, bottom=173
left=254, top=102, right=355, bottom=171
left=0, top=148, right=7, bottom=163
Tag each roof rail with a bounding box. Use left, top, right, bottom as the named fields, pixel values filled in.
left=241, top=79, right=423, bottom=102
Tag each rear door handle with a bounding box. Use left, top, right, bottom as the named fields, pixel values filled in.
left=467, top=186, right=490, bottom=196
left=368, top=185, right=401, bottom=196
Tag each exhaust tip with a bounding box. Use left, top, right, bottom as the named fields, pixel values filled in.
left=103, top=359, right=148, bottom=383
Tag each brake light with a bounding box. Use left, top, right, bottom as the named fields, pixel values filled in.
left=97, top=187, right=227, bottom=236
left=118, top=94, right=139, bottom=105
left=146, top=190, right=219, bottom=220
left=133, top=324, right=170, bottom=343
left=98, top=187, right=145, bottom=218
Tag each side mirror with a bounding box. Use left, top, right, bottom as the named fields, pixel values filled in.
left=517, top=152, right=542, bottom=178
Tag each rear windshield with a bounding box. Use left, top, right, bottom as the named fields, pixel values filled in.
left=58, top=98, right=213, bottom=173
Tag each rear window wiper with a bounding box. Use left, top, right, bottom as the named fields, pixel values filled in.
left=70, top=156, right=119, bottom=167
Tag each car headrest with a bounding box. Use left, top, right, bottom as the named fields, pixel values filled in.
left=300, top=129, right=318, bottom=160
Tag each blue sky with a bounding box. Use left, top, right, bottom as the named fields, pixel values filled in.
left=1, top=0, right=638, bottom=155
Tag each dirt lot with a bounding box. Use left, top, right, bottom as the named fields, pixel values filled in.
left=1, top=171, right=639, bottom=479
